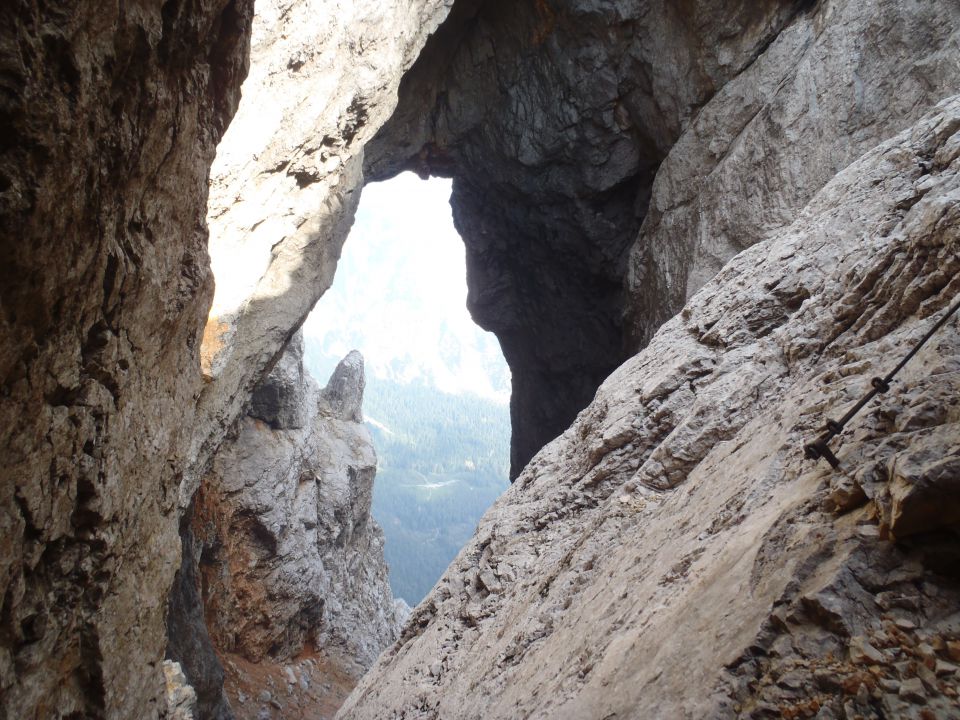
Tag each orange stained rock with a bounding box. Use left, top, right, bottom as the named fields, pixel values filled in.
left=200, top=316, right=231, bottom=380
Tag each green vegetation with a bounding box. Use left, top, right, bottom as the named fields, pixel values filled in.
left=365, top=376, right=510, bottom=605
left=305, top=347, right=510, bottom=605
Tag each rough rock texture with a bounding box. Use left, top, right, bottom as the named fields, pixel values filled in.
left=162, top=661, right=200, bottom=720
left=192, top=0, right=455, bottom=503
left=367, top=0, right=960, bottom=478
left=188, top=345, right=401, bottom=717
left=340, top=98, right=960, bottom=719
left=249, top=329, right=309, bottom=430
left=625, top=0, right=960, bottom=350
left=163, top=1, right=458, bottom=713
left=166, top=518, right=233, bottom=720
left=366, top=0, right=810, bottom=477
left=0, top=2, right=252, bottom=718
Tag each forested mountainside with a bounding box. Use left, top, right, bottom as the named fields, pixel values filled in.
left=305, top=350, right=510, bottom=605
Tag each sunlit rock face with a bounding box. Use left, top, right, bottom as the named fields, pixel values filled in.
left=625, top=0, right=960, bottom=352
left=172, top=340, right=401, bottom=718
left=193, top=0, right=456, bottom=503
left=0, top=2, right=252, bottom=718
left=342, top=97, right=960, bottom=720
left=366, top=0, right=960, bottom=479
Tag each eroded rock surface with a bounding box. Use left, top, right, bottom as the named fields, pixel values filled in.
left=341, top=98, right=960, bottom=720
left=367, top=0, right=960, bottom=477
left=625, top=0, right=960, bottom=350
left=185, top=345, right=401, bottom=719
left=0, top=3, right=252, bottom=717
left=192, top=0, right=455, bottom=502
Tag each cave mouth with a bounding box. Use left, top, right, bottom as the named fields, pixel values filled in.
left=303, top=171, right=512, bottom=607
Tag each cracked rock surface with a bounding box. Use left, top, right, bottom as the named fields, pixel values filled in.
left=340, top=98, right=960, bottom=720
left=625, top=0, right=960, bottom=351
left=0, top=2, right=252, bottom=717
left=367, top=0, right=805, bottom=478
left=182, top=344, right=401, bottom=717
left=193, top=0, right=455, bottom=503
left=368, top=0, right=960, bottom=478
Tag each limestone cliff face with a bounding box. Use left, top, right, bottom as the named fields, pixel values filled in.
left=341, top=97, right=960, bottom=719
left=171, top=341, right=401, bottom=719
left=625, top=0, right=960, bottom=351
left=4, top=1, right=960, bottom=719
left=191, top=0, right=456, bottom=504
left=0, top=3, right=252, bottom=718
left=195, top=344, right=399, bottom=667
left=367, top=0, right=960, bottom=478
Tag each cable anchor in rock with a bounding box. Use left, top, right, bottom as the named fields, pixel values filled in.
left=803, top=292, right=960, bottom=469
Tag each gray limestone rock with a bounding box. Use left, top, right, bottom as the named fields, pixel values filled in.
left=366, top=0, right=960, bottom=480
left=625, top=0, right=960, bottom=351
left=339, top=97, right=960, bottom=720
left=366, top=0, right=806, bottom=478
left=320, top=350, right=366, bottom=424
left=189, top=0, right=456, bottom=507
left=5, top=1, right=960, bottom=718
left=192, top=349, right=400, bottom=672
left=162, top=661, right=199, bottom=720
left=249, top=330, right=309, bottom=430
left=0, top=2, right=253, bottom=717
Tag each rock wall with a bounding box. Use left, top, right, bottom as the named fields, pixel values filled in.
left=625, top=0, right=960, bottom=350
left=178, top=342, right=402, bottom=719
left=365, top=0, right=810, bottom=477
left=0, top=2, right=252, bottom=718
left=191, top=0, right=456, bottom=502
left=366, top=0, right=960, bottom=478
left=4, top=1, right=959, bottom=718
left=341, top=97, right=960, bottom=719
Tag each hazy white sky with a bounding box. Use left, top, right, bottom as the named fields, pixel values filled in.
left=303, top=172, right=510, bottom=402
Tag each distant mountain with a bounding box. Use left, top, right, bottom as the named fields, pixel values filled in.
left=304, top=348, right=510, bottom=605
left=301, top=173, right=512, bottom=605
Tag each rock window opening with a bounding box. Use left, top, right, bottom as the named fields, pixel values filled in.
left=304, top=171, right=512, bottom=607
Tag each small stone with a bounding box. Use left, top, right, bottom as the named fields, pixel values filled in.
left=881, top=693, right=908, bottom=717
left=270, top=698, right=283, bottom=710
left=947, top=640, right=960, bottom=662
left=915, top=643, right=936, bottom=661
left=894, top=618, right=917, bottom=631
left=916, top=664, right=938, bottom=692
left=478, top=570, right=503, bottom=594
left=898, top=677, right=927, bottom=704
left=879, top=678, right=900, bottom=693
left=776, top=670, right=805, bottom=690
left=428, top=661, right=442, bottom=678
left=284, top=665, right=297, bottom=685
left=849, top=636, right=886, bottom=665
left=855, top=683, right=870, bottom=705
left=237, top=692, right=247, bottom=705
left=935, top=660, right=958, bottom=676
left=826, top=476, right=867, bottom=513
left=258, top=690, right=272, bottom=704
left=895, top=660, right=917, bottom=679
